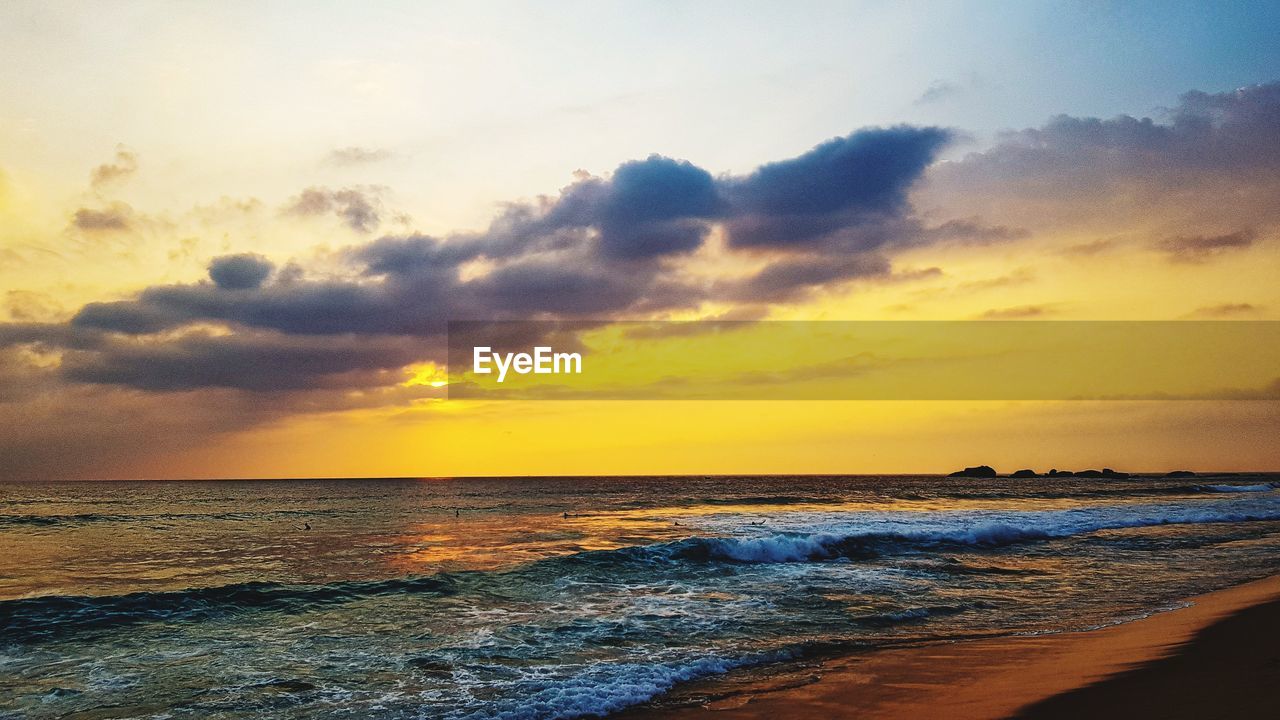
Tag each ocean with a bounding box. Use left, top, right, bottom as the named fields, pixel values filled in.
left=3, top=474, right=1280, bottom=719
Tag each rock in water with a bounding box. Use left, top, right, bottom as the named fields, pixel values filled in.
left=1076, top=468, right=1131, bottom=479
left=948, top=465, right=998, bottom=478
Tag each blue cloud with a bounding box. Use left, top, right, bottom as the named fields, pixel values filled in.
left=209, top=254, right=275, bottom=290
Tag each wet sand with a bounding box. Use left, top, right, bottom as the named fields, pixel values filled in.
left=623, top=574, right=1280, bottom=720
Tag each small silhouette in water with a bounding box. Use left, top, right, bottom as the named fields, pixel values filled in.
left=563, top=511, right=569, bottom=519
left=455, top=509, right=460, bottom=518
left=298, top=522, right=311, bottom=531
left=749, top=520, right=765, bottom=526
left=673, top=520, right=681, bottom=526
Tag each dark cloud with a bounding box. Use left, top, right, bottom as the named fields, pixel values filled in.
left=284, top=186, right=384, bottom=232
left=353, top=235, right=447, bottom=275
left=471, top=155, right=725, bottom=260
left=143, top=281, right=409, bottom=335
left=723, top=127, right=950, bottom=247
left=1155, top=229, right=1255, bottom=263
left=0, top=321, right=102, bottom=350
left=725, top=254, right=892, bottom=303
left=7, top=125, right=956, bottom=401
left=325, top=146, right=394, bottom=166
left=466, top=260, right=656, bottom=315
left=602, top=156, right=723, bottom=224
left=90, top=147, right=138, bottom=188
left=72, top=203, right=134, bottom=232
left=476, top=127, right=948, bottom=261
left=0, top=124, right=1037, bottom=400
left=209, top=253, right=275, bottom=290
left=73, top=301, right=184, bottom=335
left=62, top=331, right=425, bottom=392
left=595, top=156, right=723, bottom=258
left=4, top=81, right=1280, bottom=477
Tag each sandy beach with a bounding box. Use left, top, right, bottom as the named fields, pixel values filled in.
left=624, top=574, right=1280, bottom=720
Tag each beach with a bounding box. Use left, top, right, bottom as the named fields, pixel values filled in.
left=624, top=574, right=1280, bottom=719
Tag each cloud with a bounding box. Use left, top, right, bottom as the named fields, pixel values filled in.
left=1155, top=229, right=1255, bottom=263
left=916, top=79, right=960, bottom=105
left=90, top=147, right=138, bottom=188
left=10, top=125, right=955, bottom=400
left=209, top=253, right=275, bottom=290
left=919, top=217, right=1031, bottom=245
left=1190, top=303, right=1262, bottom=317
left=723, top=126, right=950, bottom=247
left=1060, top=238, right=1122, bottom=256
left=61, top=330, right=425, bottom=392
left=6, top=290, right=64, bottom=322
left=325, top=146, right=394, bottom=166
left=923, top=82, right=1280, bottom=239
left=73, top=279, right=408, bottom=336
left=594, top=155, right=723, bottom=258
left=13, top=82, right=1275, bottom=414
left=71, top=203, right=135, bottom=232
left=724, top=254, right=892, bottom=302
left=955, top=268, right=1036, bottom=293
left=0, top=321, right=101, bottom=351
left=980, top=304, right=1053, bottom=319
left=284, top=186, right=385, bottom=232
left=4, top=80, right=1280, bottom=478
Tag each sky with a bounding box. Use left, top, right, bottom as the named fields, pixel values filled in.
left=1, top=0, right=1279, bottom=480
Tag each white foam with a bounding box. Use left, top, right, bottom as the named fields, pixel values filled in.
left=1202, top=483, right=1275, bottom=493
left=454, top=654, right=773, bottom=720
left=679, top=492, right=1280, bottom=563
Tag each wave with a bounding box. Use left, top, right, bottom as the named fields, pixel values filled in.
left=0, top=575, right=457, bottom=644
left=928, top=483, right=1276, bottom=501
left=856, top=603, right=975, bottom=626
left=656, top=496, right=1280, bottom=564
left=1197, top=483, right=1276, bottom=493
left=0, top=508, right=345, bottom=528
left=693, top=495, right=843, bottom=506
left=456, top=652, right=790, bottom=720
left=10, top=494, right=1279, bottom=646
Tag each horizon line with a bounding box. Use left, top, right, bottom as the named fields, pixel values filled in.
left=5, top=470, right=1277, bottom=483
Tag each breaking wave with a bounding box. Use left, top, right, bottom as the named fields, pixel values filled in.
left=1197, top=483, right=1276, bottom=493
left=0, top=575, right=457, bottom=643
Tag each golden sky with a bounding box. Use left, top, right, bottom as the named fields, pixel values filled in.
left=1, top=2, right=1278, bottom=480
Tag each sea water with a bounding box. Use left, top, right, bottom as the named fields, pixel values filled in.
left=2, top=475, right=1279, bottom=718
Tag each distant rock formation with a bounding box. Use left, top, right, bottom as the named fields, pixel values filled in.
left=948, top=465, right=1134, bottom=479
left=1074, top=468, right=1131, bottom=479
left=1164, top=470, right=1198, bottom=478
left=948, top=465, right=998, bottom=478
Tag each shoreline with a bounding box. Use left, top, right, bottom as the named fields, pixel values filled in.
left=620, top=574, right=1280, bottom=719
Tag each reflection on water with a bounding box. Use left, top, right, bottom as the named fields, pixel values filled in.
left=2, top=475, right=1279, bottom=718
